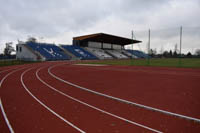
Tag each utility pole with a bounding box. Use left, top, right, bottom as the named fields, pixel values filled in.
left=179, top=26, right=182, bottom=67
left=148, top=29, right=150, bottom=54
left=180, top=26, right=182, bottom=56
left=147, top=29, right=150, bottom=65
left=132, top=30, right=134, bottom=54
left=131, top=30, right=134, bottom=65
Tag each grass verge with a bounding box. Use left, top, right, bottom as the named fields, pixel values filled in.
left=0, top=60, right=40, bottom=67
left=80, top=58, right=200, bottom=68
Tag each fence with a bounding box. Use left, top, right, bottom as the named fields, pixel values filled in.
left=126, top=26, right=200, bottom=55
left=125, top=26, right=200, bottom=67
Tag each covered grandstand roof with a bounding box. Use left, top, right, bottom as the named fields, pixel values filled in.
left=73, top=33, right=142, bottom=46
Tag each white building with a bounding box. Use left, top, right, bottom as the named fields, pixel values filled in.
left=16, top=42, right=45, bottom=61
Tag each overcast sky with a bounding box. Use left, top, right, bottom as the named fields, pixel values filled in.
left=0, top=0, right=200, bottom=54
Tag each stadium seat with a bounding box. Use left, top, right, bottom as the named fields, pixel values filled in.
left=106, top=50, right=128, bottom=59
left=26, top=42, right=70, bottom=61
left=126, top=50, right=150, bottom=58
left=85, top=47, right=113, bottom=59
left=61, top=45, right=98, bottom=60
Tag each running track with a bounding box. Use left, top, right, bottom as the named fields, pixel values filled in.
left=0, top=61, right=200, bottom=133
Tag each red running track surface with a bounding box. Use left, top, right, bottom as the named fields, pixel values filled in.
left=50, top=64, right=200, bottom=119
left=0, top=61, right=200, bottom=133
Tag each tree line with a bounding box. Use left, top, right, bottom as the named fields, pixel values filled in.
left=149, top=48, right=200, bottom=58
left=0, top=42, right=15, bottom=59
left=1, top=40, right=200, bottom=59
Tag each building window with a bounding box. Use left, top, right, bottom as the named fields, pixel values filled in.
left=16, top=46, right=18, bottom=51
left=20, top=47, right=22, bottom=52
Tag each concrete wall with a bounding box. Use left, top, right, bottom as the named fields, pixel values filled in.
left=88, top=41, right=122, bottom=50
left=103, top=43, right=112, bottom=49
left=113, top=44, right=122, bottom=50
left=16, top=44, right=38, bottom=61
left=88, top=41, right=101, bottom=48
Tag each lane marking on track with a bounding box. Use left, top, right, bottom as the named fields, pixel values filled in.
left=0, top=98, right=15, bottom=133
left=21, top=67, right=86, bottom=133
left=74, top=64, right=108, bottom=66
left=0, top=67, right=26, bottom=90
left=0, top=66, right=37, bottom=133
left=0, top=68, right=15, bottom=74
left=48, top=63, right=200, bottom=123
left=37, top=66, right=162, bottom=133
left=0, top=67, right=25, bottom=133
left=0, top=67, right=25, bottom=87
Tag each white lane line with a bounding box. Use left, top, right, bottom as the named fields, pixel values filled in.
left=21, top=67, right=86, bottom=133
left=0, top=67, right=25, bottom=133
left=0, top=98, right=15, bottom=133
left=0, top=66, right=33, bottom=133
left=37, top=67, right=162, bottom=133
left=0, top=68, right=14, bottom=74
left=0, top=67, right=25, bottom=88
left=48, top=64, right=200, bottom=123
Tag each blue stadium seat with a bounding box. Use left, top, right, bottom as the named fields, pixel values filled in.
left=127, top=50, right=150, bottom=58
left=61, top=45, right=98, bottom=60
left=26, top=42, right=70, bottom=61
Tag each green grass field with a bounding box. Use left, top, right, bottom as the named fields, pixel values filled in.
left=0, top=60, right=39, bottom=67
left=81, top=58, right=200, bottom=68
left=1, top=58, right=200, bottom=68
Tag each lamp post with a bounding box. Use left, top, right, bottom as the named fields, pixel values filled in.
left=147, top=29, right=150, bottom=65
left=179, top=26, right=182, bottom=67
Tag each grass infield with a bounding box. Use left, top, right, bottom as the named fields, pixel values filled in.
left=0, top=60, right=39, bottom=67
left=81, top=58, right=200, bottom=68
left=1, top=58, right=200, bottom=68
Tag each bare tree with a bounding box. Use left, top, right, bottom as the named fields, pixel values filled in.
left=160, top=45, right=164, bottom=54
left=173, top=44, right=179, bottom=57
left=186, top=52, right=192, bottom=57
left=27, top=37, right=37, bottom=42
left=174, top=43, right=179, bottom=53
left=163, top=50, right=169, bottom=57
left=4, top=42, right=15, bottom=56
left=195, top=49, right=200, bottom=56
left=149, top=48, right=157, bottom=57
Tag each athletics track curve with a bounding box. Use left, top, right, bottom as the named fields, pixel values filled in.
left=0, top=61, right=200, bottom=133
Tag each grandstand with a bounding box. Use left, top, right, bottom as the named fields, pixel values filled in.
left=27, top=42, right=70, bottom=60
left=72, top=33, right=147, bottom=59
left=85, top=47, right=113, bottom=60
left=127, top=50, right=150, bottom=58
left=121, top=50, right=137, bottom=58
left=106, top=50, right=128, bottom=59
left=61, top=45, right=98, bottom=60
left=16, top=42, right=70, bottom=61
left=16, top=33, right=149, bottom=61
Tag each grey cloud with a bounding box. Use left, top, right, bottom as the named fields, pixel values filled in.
left=0, top=0, right=199, bottom=53
left=0, top=0, right=112, bottom=36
